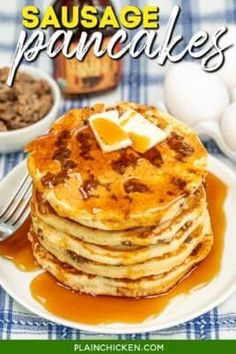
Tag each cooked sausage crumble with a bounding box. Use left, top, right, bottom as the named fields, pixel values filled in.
left=0, top=67, right=53, bottom=131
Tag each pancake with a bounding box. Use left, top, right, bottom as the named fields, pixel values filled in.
left=31, top=203, right=207, bottom=266
left=32, top=182, right=206, bottom=247
left=30, top=229, right=213, bottom=297
left=27, top=101, right=212, bottom=299
left=26, top=102, right=207, bottom=230
left=34, top=209, right=211, bottom=279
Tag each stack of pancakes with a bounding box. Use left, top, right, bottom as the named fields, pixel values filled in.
left=26, top=102, right=213, bottom=298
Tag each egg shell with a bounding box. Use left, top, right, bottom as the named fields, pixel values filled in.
left=221, top=103, right=236, bottom=152
left=231, top=87, right=236, bottom=102
left=218, top=25, right=236, bottom=91
left=164, top=62, right=230, bottom=126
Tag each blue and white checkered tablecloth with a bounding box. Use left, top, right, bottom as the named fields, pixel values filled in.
left=1, top=0, right=236, bottom=340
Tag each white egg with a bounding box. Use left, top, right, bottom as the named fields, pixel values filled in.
left=231, top=87, right=236, bottom=102
left=221, top=103, right=236, bottom=151
left=218, top=25, right=236, bottom=91
left=164, top=62, right=229, bottom=126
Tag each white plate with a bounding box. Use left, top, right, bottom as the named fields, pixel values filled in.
left=0, top=156, right=236, bottom=334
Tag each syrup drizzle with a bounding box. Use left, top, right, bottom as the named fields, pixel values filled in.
left=0, top=218, right=38, bottom=271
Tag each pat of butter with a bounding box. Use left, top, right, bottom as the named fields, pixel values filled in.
left=90, top=110, right=119, bottom=121
left=89, top=111, right=132, bottom=153
left=120, top=109, right=167, bottom=153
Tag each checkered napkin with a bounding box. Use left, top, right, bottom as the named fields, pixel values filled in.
left=1, top=0, right=236, bottom=340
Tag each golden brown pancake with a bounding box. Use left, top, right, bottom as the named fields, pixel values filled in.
left=32, top=185, right=206, bottom=246
left=33, top=208, right=211, bottom=279
left=26, top=102, right=207, bottom=230
left=31, top=206, right=208, bottom=266
left=29, top=229, right=213, bottom=297
left=27, top=101, right=211, bottom=299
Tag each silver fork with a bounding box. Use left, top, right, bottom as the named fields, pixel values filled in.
left=0, top=173, right=32, bottom=241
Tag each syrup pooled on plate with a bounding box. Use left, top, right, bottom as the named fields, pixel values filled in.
left=0, top=217, right=38, bottom=271
left=29, top=173, right=227, bottom=324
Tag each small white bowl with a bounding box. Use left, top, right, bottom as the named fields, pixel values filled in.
left=0, top=65, right=61, bottom=154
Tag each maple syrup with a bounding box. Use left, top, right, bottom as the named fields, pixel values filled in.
left=0, top=217, right=38, bottom=271
left=129, top=132, right=150, bottom=154
left=30, top=173, right=227, bottom=324
left=0, top=173, right=227, bottom=324
left=93, top=118, right=128, bottom=145
left=53, top=0, right=121, bottom=96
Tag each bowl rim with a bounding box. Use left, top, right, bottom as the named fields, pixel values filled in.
left=0, top=64, right=61, bottom=138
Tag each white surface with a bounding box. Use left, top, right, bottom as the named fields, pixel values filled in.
left=164, top=62, right=230, bottom=126
left=218, top=25, right=236, bottom=91
left=221, top=103, right=236, bottom=152
left=0, top=156, right=236, bottom=334
left=194, top=120, right=236, bottom=161
left=0, top=65, right=61, bottom=154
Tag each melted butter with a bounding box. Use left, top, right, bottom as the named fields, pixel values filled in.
left=120, top=117, right=131, bottom=127
left=129, top=132, right=150, bottom=153
left=29, top=173, right=227, bottom=324
left=0, top=217, right=38, bottom=271
left=120, top=111, right=136, bottom=127
left=93, top=118, right=128, bottom=145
